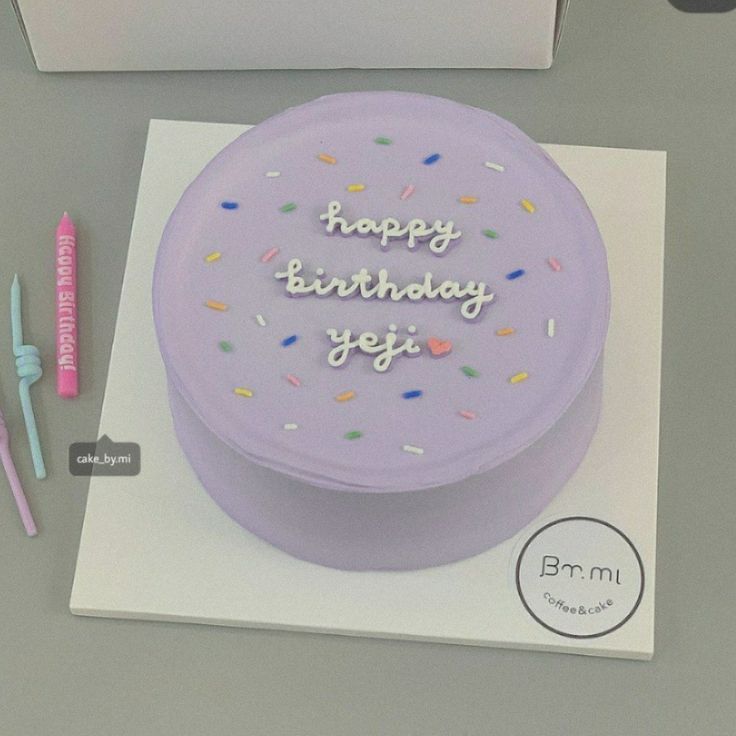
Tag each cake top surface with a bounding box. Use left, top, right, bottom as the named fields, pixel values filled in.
left=153, top=92, right=609, bottom=493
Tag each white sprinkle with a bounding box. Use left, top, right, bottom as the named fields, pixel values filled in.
left=284, top=423, right=298, bottom=431
left=255, top=314, right=266, bottom=327
left=265, top=171, right=281, bottom=178
left=484, top=161, right=505, bottom=172
left=547, top=318, right=556, bottom=337
left=407, top=325, right=417, bottom=335
left=388, top=323, right=397, bottom=332
left=315, top=267, right=325, bottom=276
left=402, top=444, right=424, bottom=456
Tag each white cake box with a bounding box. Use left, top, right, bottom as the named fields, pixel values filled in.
left=12, top=0, right=569, bottom=72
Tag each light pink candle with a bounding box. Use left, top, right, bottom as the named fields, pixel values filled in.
left=56, top=212, right=78, bottom=398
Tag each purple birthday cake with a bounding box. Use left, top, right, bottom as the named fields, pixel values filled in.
left=153, top=92, right=610, bottom=570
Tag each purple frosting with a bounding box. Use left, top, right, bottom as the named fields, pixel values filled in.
left=153, top=92, right=609, bottom=568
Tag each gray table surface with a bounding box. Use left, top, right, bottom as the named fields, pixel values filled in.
left=1, top=2, right=735, bottom=734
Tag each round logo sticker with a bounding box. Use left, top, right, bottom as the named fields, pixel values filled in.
left=515, top=517, right=644, bottom=639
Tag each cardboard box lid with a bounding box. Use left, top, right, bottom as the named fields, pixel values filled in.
left=14, top=0, right=570, bottom=72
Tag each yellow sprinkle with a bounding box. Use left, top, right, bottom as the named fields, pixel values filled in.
left=205, top=300, right=228, bottom=311
left=336, top=390, right=356, bottom=402
left=521, top=199, right=536, bottom=213
left=234, top=387, right=253, bottom=398
left=205, top=251, right=221, bottom=263
left=318, top=153, right=337, bottom=165
left=347, top=184, right=366, bottom=193
left=496, top=327, right=515, bottom=336
left=459, top=196, right=478, bottom=204
left=510, top=372, right=529, bottom=384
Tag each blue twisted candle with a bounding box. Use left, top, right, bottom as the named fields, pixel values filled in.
left=11, top=274, right=46, bottom=480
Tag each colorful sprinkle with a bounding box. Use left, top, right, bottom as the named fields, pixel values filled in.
left=485, top=162, right=505, bottom=172
left=286, top=374, right=301, bottom=387
left=400, top=185, right=416, bottom=201
left=336, top=390, right=356, bottom=403
left=521, top=199, right=536, bottom=213
left=483, top=229, right=499, bottom=239
left=402, top=444, right=424, bottom=456
left=234, top=387, right=253, bottom=398
left=510, top=372, right=529, bottom=384
left=345, top=430, right=363, bottom=440
left=318, top=153, right=337, bottom=165
left=221, top=201, right=239, bottom=210
left=402, top=390, right=423, bottom=400
left=374, top=137, right=393, bottom=145
left=265, top=171, right=281, bottom=178
left=218, top=341, right=233, bottom=352
left=279, top=202, right=297, bottom=213
left=255, top=314, right=267, bottom=327
left=205, top=300, right=228, bottom=311
left=281, top=334, right=298, bottom=347
left=423, top=153, right=442, bottom=165
left=260, top=247, right=280, bottom=263
left=347, top=184, right=366, bottom=193
left=459, top=196, right=478, bottom=204
left=461, top=366, right=480, bottom=378
left=284, top=423, right=298, bottom=431
left=548, top=256, right=562, bottom=272
left=205, top=251, right=221, bottom=262
left=496, top=327, right=515, bottom=336
left=427, top=337, right=452, bottom=357
left=547, top=318, right=556, bottom=338
left=459, top=410, right=477, bottom=420
left=506, top=269, right=525, bottom=280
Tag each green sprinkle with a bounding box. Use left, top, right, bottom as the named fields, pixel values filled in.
left=461, top=366, right=480, bottom=378
left=483, top=229, right=499, bottom=239
left=374, top=137, right=392, bottom=145
left=279, top=202, right=297, bottom=213
left=218, top=340, right=233, bottom=352
left=344, top=430, right=363, bottom=440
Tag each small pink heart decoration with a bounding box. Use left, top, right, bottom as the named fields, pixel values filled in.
left=427, top=337, right=452, bottom=357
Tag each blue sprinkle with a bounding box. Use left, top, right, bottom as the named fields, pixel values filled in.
left=506, top=269, right=526, bottom=280
left=221, top=201, right=239, bottom=210
left=281, top=334, right=299, bottom=347
left=402, top=390, right=423, bottom=399
left=423, top=153, right=442, bottom=165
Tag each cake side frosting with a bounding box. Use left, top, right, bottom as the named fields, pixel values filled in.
left=153, top=92, right=610, bottom=493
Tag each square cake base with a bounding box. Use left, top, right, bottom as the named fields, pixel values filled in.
left=70, top=120, right=665, bottom=660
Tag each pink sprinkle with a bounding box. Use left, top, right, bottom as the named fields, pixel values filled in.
left=261, top=247, right=280, bottom=263
left=459, top=410, right=477, bottom=420
left=400, top=185, right=415, bottom=201
left=286, top=374, right=301, bottom=387
left=548, top=256, right=562, bottom=272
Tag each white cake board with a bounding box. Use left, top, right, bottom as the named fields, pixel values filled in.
left=70, top=120, right=665, bottom=660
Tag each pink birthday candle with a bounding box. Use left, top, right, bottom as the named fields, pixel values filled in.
left=56, top=213, right=78, bottom=398
left=0, top=408, right=37, bottom=536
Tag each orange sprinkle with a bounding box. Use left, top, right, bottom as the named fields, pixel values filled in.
left=318, top=153, right=337, bottom=165
left=335, top=390, right=356, bottom=402
left=510, top=372, right=529, bottom=384
left=347, top=184, right=366, bottom=193
left=496, top=327, right=515, bottom=336
left=205, top=300, right=228, bottom=311
left=459, top=196, right=478, bottom=204
left=521, top=199, right=536, bottom=213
